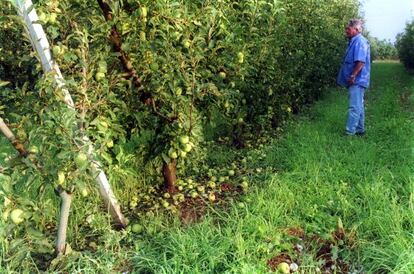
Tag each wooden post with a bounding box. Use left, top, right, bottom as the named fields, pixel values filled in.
left=14, top=0, right=128, bottom=228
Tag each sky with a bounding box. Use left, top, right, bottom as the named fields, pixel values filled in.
left=360, top=0, right=414, bottom=42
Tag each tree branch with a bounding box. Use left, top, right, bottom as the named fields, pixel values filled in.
left=0, top=117, right=28, bottom=157
left=96, top=0, right=147, bottom=96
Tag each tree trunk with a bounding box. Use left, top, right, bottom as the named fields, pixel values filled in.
left=0, top=117, right=28, bottom=157
left=232, top=123, right=245, bottom=148
left=163, top=160, right=177, bottom=194
left=96, top=0, right=153, bottom=104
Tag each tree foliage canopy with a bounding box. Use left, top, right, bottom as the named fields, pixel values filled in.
left=396, top=20, right=414, bottom=69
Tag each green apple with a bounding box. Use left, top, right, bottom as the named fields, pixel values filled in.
left=237, top=202, right=245, bottom=208
left=57, top=171, right=65, bottom=185
left=218, top=72, right=226, bottom=79
left=81, top=188, right=89, bottom=197
left=98, top=61, right=107, bottom=73
left=179, top=135, right=190, bottom=145
left=95, top=72, right=106, bottom=81
left=2, top=209, right=10, bottom=221
left=131, top=223, right=143, bottom=234
left=208, top=192, right=216, bottom=202
left=179, top=150, right=187, bottom=158
left=99, top=121, right=108, bottom=129
left=29, top=145, right=39, bottom=154
left=75, top=152, right=88, bottom=167
left=228, top=170, right=235, bottom=176
left=140, top=6, right=148, bottom=18
left=182, top=39, right=191, bottom=49
left=175, top=87, right=182, bottom=96
left=277, top=262, right=290, bottom=274
left=197, top=186, right=205, bottom=193
left=130, top=200, right=137, bottom=208
left=183, top=143, right=192, bottom=153
left=207, top=181, right=216, bottom=189
left=237, top=52, right=244, bottom=63
left=10, top=208, right=24, bottom=225
left=3, top=197, right=11, bottom=207
left=140, top=31, right=146, bottom=41
left=38, top=12, right=47, bottom=23
left=168, top=149, right=178, bottom=159
left=106, top=139, right=114, bottom=148
left=52, top=45, right=62, bottom=56
left=49, top=13, right=57, bottom=24
left=121, top=22, right=131, bottom=34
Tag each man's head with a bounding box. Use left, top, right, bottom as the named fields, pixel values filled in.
left=345, top=19, right=363, bottom=39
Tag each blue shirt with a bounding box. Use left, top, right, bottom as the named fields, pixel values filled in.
left=337, top=33, right=371, bottom=88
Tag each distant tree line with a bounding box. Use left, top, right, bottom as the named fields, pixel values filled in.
left=396, top=20, right=414, bottom=69
left=368, top=36, right=398, bottom=61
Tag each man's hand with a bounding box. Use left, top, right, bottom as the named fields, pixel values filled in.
left=347, top=61, right=365, bottom=86
left=347, top=74, right=356, bottom=85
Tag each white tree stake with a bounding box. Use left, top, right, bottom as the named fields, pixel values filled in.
left=15, top=0, right=128, bottom=227
left=55, top=187, right=72, bottom=256
left=0, top=117, right=17, bottom=142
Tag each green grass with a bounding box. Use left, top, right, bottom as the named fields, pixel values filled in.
left=1, top=62, right=413, bottom=273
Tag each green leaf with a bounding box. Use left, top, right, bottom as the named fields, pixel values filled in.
left=0, top=81, right=10, bottom=87
left=161, top=153, right=170, bottom=164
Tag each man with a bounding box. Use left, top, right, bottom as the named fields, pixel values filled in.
left=337, top=19, right=371, bottom=136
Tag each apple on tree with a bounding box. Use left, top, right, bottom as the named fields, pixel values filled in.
left=10, top=208, right=24, bottom=225
left=75, top=152, right=88, bottom=168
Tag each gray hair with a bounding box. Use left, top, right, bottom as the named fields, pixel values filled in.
left=347, top=19, right=364, bottom=33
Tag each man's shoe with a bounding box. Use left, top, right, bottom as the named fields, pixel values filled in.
left=355, top=131, right=365, bottom=136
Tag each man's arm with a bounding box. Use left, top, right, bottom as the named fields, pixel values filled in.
left=347, top=61, right=365, bottom=85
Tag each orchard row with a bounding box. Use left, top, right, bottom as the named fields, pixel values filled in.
left=0, top=0, right=358, bottom=194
